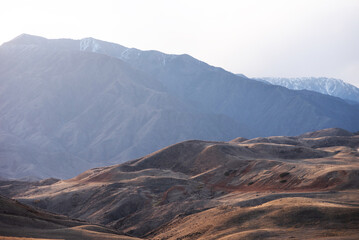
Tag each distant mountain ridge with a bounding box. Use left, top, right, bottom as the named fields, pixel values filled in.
left=74, top=36, right=359, bottom=134
left=256, top=77, right=359, bottom=103
left=1, top=34, right=359, bottom=179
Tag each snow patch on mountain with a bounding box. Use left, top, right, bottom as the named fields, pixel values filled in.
left=80, top=38, right=101, bottom=52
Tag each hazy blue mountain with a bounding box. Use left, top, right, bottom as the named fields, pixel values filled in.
left=256, top=77, right=359, bottom=103
left=76, top=36, right=359, bottom=136
left=1, top=34, right=359, bottom=179
left=0, top=34, right=248, bottom=179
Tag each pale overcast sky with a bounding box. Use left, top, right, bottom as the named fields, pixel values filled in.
left=1, top=0, right=358, bottom=86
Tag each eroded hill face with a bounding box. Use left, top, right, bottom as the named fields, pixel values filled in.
left=1, top=128, right=359, bottom=239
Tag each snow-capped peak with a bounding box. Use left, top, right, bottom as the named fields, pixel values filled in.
left=256, top=77, right=359, bottom=103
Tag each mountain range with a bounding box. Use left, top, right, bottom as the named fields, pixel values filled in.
left=1, top=34, right=359, bottom=179
left=256, top=77, right=359, bottom=104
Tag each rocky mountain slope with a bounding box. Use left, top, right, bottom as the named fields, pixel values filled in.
left=1, top=34, right=359, bottom=179
left=1, top=128, right=359, bottom=239
left=257, top=77, right=359, bottom=103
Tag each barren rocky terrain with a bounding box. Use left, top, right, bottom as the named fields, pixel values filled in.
left=1, top=128, right=359, bottom=239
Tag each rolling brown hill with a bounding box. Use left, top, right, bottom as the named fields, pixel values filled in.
left=0, top=195, right=140, bottom=240
left=150, top=197, right=359, bottom=240
left=1, top=128, right=359, bottom=239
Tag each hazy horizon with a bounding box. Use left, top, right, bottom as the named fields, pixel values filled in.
left=1, top=0, right=358, bottom=87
